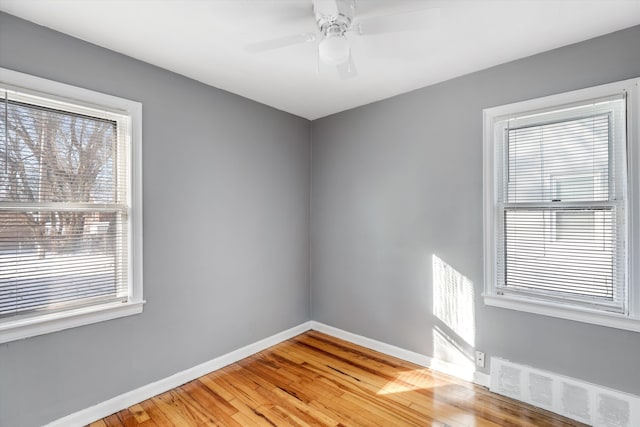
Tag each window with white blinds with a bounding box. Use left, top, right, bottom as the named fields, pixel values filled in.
left=484, top=78, right=640, bottom=331
left=0, top=68, right=142, bottom=343
left=498, top=98, right=627, bottom=310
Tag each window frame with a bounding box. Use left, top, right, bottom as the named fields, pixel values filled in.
left=483, top=77, right=640, bottom=332
left=0, top=68, right=143, bottom=343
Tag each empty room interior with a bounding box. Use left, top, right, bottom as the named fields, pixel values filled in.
left=1, top=1, right=640, bottom=426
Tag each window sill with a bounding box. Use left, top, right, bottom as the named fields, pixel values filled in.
left=0, top=300, right=145, bottom=344
left=484, top=294, right=640, bottom=333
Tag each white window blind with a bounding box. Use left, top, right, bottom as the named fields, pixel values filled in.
left=494, top=96, right=628, bottom=312
left=0, top=87, right=131, bottom=318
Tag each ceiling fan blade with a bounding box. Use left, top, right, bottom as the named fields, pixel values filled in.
left=245, top=32, right=317, bottom=53
left=336, top=54, right=357, bottom=80
left=355, top=7, right=441, bottom=36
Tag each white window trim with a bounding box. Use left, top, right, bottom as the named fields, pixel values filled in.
left=483, top=77, right=640, bottom=332
left=0, top=67, right=144, bottom=343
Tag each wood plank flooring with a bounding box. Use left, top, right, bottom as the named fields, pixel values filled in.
left=90, top=331, right=585, bottom=426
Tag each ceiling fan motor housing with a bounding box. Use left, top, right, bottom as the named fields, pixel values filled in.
left=314, top=0, right=355, bottom=35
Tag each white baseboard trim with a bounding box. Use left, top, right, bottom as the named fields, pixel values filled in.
left=47, top=320, right=492, bottom=426
left=309, top=321, right=491, bottom=388
left=46, top=321, right=312, bottom=427
left=44, top=319, right=640, bottom=427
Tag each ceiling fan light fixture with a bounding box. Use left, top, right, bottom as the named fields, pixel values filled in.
left=318, top=31, right=350, bottom=65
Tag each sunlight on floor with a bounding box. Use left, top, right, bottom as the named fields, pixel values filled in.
left=377, top=368, right=440, bottom=395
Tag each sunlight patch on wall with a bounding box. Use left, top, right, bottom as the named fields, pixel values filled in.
left=432, top=326, right=474, bottom=370
left=432, top=254, right=476, bottom=369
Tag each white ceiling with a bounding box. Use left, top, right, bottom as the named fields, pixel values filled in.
left=1, top=0, right=639, bottom=120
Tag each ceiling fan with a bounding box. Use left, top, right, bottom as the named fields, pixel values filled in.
left=245, top=0, right=441, bottom=79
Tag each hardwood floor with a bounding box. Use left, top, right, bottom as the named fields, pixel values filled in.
left=90, top=331, right=584, bottom=426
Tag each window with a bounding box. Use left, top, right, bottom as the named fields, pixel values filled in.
left=483, top=78, right=640, bottom=331
left=0, top=68, right=143, bottom=343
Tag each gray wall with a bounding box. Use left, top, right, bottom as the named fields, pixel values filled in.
left=311, top=25, right=640, bottom=395
left=0, top=13, right=310, bottom=427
